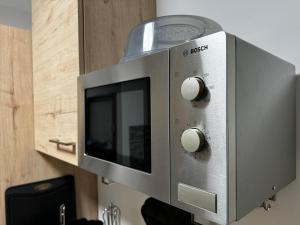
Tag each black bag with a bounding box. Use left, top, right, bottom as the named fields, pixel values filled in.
left=5, top=175, right=76, bottom=225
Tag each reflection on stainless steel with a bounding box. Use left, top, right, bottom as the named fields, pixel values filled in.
left=170, top=32, right=230, bottom=224
left=79, top=29, right=295, bottom=225
left=178, top=183, right=217, bottom=213
left=78, top=51, right=170, bottom=203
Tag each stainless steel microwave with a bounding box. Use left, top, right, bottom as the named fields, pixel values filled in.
left=78, top=30, right=295, bottom=225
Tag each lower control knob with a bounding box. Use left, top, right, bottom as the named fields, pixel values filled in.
left=181, top=128, right=205, bottom=153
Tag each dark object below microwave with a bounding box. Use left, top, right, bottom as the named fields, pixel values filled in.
left=5, top=176, right=76, bottom=225
left=141, top=198, right=196, bottom=225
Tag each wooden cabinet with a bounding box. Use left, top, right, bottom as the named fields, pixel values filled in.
left=32, top=0, right=80, bottom=165
left=32, top=0, right=156, bottom=165
left=0, top=23, right=98, bottom=222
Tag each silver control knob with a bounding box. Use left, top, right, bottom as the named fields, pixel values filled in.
left=181, top=128, right=205, bottom=153
left=181, top=77, right=206, bottom=101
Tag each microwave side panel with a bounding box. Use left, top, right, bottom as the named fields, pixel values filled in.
left=235, top=38, right=296, bottom=219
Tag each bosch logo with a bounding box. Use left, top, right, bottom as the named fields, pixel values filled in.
left=182, top=49, right=189, bottom=57
left=182, top=45, right=208, bottom=57
left=191, top=45, right=208, bottom=54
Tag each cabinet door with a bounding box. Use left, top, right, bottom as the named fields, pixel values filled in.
left=32, top=0, right=81, bottom=165
left=32, top=0, right=156, bottom=166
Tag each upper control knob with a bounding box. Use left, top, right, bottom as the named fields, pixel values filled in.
left=181, top=128, right=205, bottom=153
left=181, top=77, right=206, bottom=101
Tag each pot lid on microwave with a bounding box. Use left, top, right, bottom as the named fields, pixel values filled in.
left=121, top=15, right=222, bottom=62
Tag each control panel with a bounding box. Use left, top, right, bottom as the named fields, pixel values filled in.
left=169, top=32, right=228, bottom=225
left=180, top=76, right=207, bottom=153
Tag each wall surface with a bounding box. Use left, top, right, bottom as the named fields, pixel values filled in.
left=0, top=0, right=31, bottom=30
left=98, top=1, right=300, bottom=225
left=157, top=0, right=300, bottom=73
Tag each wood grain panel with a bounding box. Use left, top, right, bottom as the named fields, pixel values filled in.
left=0, top=24, right=97, bottom=223
left=30, top=0, right=156, bottom=222
left=32, top=0, right=80, bottom=165
left=82, top=0, right=156, bottom=73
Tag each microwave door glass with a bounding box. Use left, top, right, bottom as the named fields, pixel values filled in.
left=85, top=77, right=151, bottom=173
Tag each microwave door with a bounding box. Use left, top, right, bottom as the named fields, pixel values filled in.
left=85, top=78, right=151, bottom=173
left=78, top=50, right=170, bottom=203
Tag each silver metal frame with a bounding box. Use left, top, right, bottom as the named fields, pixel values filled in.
left=78, top=50, right=170, bottom=202
left=169, top=31, right=233, bottom=225
left=226, top=33, right=237, bottom=224
left=78, top=31, right=295, bottom=225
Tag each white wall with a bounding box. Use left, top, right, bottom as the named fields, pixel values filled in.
left=98, top=1, right=300, bottom=224
left=0, top=2, right=31, bottom=30
left=157, top=0, right=300, bottom=73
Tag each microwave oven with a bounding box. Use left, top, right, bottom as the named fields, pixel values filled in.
left=78, top=28, right=295, bottom=224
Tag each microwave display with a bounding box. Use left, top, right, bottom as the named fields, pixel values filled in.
left=85, top=77, right=151, bottom=173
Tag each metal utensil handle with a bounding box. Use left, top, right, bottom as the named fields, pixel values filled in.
left=112, top=204, right=120, bottom=225
left=103, top=203, right=121, bottom=225
left=60, top=204, right=66, bottom=225
left=103, top=208, right=110, bottom=225
left=49, top=139, right=76, bottom=153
